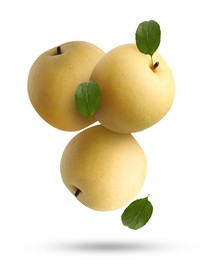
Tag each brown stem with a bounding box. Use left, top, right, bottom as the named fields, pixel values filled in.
left=153, top=61, right=159, bottom=70
left=56, top=46, right=62, bottom=55
left=74, top=188, right=81, bottom=197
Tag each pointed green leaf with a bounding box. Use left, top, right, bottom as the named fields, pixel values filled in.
left=75, top=81, right=100, bottom=117
left=136, top=20, right=161, bottom=57
left=121, top=196, right=153, bottom=230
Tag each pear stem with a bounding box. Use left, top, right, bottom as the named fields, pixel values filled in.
left=57, top=46, right=62, bottom=55
left=153, top=61, right=159, bottom=69
left=75, top=188, right=81, bottom=197
left=150, top=55, right=159, bottom=70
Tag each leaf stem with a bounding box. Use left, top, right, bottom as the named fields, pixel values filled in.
left=151, top=55, right=154, bottom=67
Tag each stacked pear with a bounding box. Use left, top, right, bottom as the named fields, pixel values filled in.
left=60, top=125, right=146, bottom=211
left=28, top=41, right=104, bottom=131
left=90, top=44, right=175, bottom=133
left=28, top=26, right=175, bottom=211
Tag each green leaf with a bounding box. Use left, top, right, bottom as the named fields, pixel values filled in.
left=121, top=196, right=153, bottom=230
left=75, top=81, right=100, bottom=117
left=135, top=20, right=161, bottom=58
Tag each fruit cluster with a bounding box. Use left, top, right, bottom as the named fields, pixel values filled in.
left=27, top=20, right=175, bottom=228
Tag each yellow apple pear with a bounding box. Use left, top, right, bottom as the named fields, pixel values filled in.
left=60, top=125, right=147, bottom=211
left=90, top=43, right=175, bottom=133
left=28, top=41, right=104, bottom=131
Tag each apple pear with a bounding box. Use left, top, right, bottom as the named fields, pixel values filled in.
left=60, top=125, right=147, bottom=211
left=28, top=41, right=104, bottom=131
left=90, top=43, right=175, bottom=133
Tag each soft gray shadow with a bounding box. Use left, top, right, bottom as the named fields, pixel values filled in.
left=46, top=240, right=174, bottom=253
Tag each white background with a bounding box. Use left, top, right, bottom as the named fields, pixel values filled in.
left=1, top=0, right=217, bottom=259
